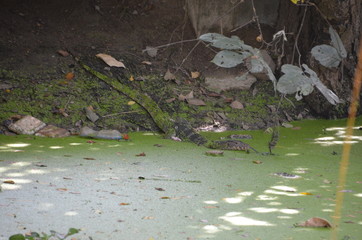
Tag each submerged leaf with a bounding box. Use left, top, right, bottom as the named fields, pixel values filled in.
left=296, top=217, right=332, bottom=228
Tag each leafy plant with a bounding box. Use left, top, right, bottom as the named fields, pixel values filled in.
left=9, top=228, right=80, bottom=240
left=199, top=29, right=342, bottom=105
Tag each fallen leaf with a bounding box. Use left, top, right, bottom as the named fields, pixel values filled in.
left=145, top=46, right=158, bottom=57
left=56, top=188, right=68, bottom=191
left=35, top=163, right=47, bottom=167
left=119, top=203, right=130, bottom=205
left=86, top=140, right=96, bottom=144
left=136, top=152, right=146, bottom=157
left=207, top=92, right=222, bottom=98
left=57, top=49, right=69, bottom=57
left=96, top=53, right=126, bottom=68
left=191, top=71, right=200, bottom=78
left=187, top=98, right=206, bottom=106
left=296, top=217, right=332, bottom=228
left=153, top=144, right=163, bottom=147
left=164, top=69, right=176, bottom=80
left=253, top=160, right=263, bottom=164
left=292, top=126, right=301, bottom=130
left=3, top=180, right=15, bottom=184
left=129, top=75, right=134, bottom=81
left=155, top=187, right=165, bottom=191
left=230, top=100, right=244, bottom=109
left=165, top=97, right=176, bottom=103
left=63, top=177, right=73, bottom=180
left=142, top=216, right=154, bottom=220
left=138, top=176, right=145, bottom=180
left=205, top=150, right=224, bottom=156
left=142, top=60, right=152, bottom=65
left=203, top=206, right=219, bottom=209
left=128, top=101, right=136, bottom=105
left=64, top=154, right=72, bottom=157
left=160, top=196, right=170, bottom=199
left=300, top=192, right=313, bottom=195
left=65, top=72, right=74, bottom=80
left=122, top=134, right=130, bottom=140
left=83, top=157, right=96, bottom=160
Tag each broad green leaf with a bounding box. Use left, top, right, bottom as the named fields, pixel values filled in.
left=9, top=234, right=26, bottom=240
left=67, top=228, right=80, bottom=236
left=198, top=33, right=225, bottom=43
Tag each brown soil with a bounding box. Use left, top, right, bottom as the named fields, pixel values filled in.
left=0, top=0, right=306, bottom=133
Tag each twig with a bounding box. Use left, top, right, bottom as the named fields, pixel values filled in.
left=250, top=0, right=263, bottom=44
left=143, top=39, right=198, bottom=52
left=175, top=41, right=202, bottom=73
left=291, top=5, right=309, bottom=66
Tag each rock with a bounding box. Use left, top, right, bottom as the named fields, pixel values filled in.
left=230, top=100, right=244, bottom=109
left=85, top=107, right=99, bottom=122
left=8, top=115, right=46, bottom=135
left=95, top=130, right=123, bottom=140
left=246, top=50, right=276, bottom=81
left=80, top=126, right=97, bottom=137
left=205, top=69, right=257, bottom=92
left=35, top=125, right=70, bottom=138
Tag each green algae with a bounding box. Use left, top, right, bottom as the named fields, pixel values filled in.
left=0, top=117, right=361, bottom=239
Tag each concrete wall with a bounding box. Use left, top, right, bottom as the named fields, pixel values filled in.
left=186, top=0, right=280, bottom=36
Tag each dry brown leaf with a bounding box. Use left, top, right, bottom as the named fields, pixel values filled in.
left=253, top=160, right=263, bottom=164
left=83, top=157, right=96, bottom=160
left=3, top=180, right=15, bottom=184
left=230, top=100, right=244, bottom=109
left=205, top=150, right=224, bottom=156
left=57, top=50, right=69, bottom=57
left=136, top=152, right=146, bottom=157
left=187, top=98, right=206, bottom=106
left=65, top=72, right=74, bottom=80
left=164, top=69, right=176, bottom=80
left=185, top=91, right=194, bottom=99
left=96, top=53, right=126, bottom=68
left=56, top=188, right=68, bottom=192
left=128, top=101, right=136, bottom=105
left=296, top=217, right=332, bottom=228
left=142, top=61, right=152, bottom=65
left=165, top=97, right=176, bottom=103
left=119, top=203, right=130, bottom=205
left=191, top=71, right=200, bottom=79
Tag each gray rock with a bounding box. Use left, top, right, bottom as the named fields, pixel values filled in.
left=35, top=125, right=70, bottom=138
left=80, top=126, right=97, bottom=137
left=85, top=107, right=99, bottom=122
left=8, top=115, right=46, bottom=135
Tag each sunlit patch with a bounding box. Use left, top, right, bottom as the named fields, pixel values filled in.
left=249, top=207, right=277, bottom=213
left=204, top=200, right=218, bottom=204
left=0, top=167, right=8, bottom=173
left=34, top=150, right=44, bottom=153
left=285, top=153, right=299, bottom=156
left=271, top=185, right=297, bottom=192
left=314, top=140, right=358, bottom=146
left=238, top=191, right=253, bottom=196
left=39, top=202, right=54, bottom=210
left=264, top=189, right=300, bottom=196
left=277, top=216, right=292, bottom=219
left=354, top=193, right=362, bottom=197
left=293, top=168, right=308, bottom=174
left=358, top=221, right=362, bottom=225
left=322, top=209, right=334, bottom=212
left=143, top=132, right=159, bottom=136
left=6, top=143, right=30, bottom=148
left=49, top=146, right=64, bottom=149
left=1, top=184, right=21, bottom=190
left=279, top=208, right=299, bottom=214
left=315, top=137, right=335, bottom=141
left=6, top=173, right=25, bottom=177
left=256, top=195, right=278, bottom=201
left=27, top=169, right=47, bottom=174
left=89, top=147, right=100, bottom=151
left=0, top=146, right=9, bottom=149
left=267, top=202, right=282, bottom=206
left=223, top=197, right=244, bottom=204
left=326, top=127, right=345, bottom=131
left=339, top=135, right=362, bottom=140
left=220, top=212, right=275, bottom=226
left=202, top=225, right=220, bottom=234
left=64, top=211, right=78, bottom=216
left=69, top=143, right=82, bottom=146
left=11, top=162, right=31, bottom=167
left=108, top=144, right=121, bottom=148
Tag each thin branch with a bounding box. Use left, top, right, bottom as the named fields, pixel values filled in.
left=291, top=5, right=309, bottom=66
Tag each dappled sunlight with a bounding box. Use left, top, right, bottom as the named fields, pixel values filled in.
left=219, top=212, right=275, bottom=226
left=6, top=143, right=31, bottom=148
left=69, top=142, right=82, bottom=146
left=271, top=185, right=297, bottom=192
left=256, top=194, right=278, bottom=201
left=204, top=200, right=218, bottom=204
left=314, top=125, right=362, bottom=146
left=264, top=189, right=300, bottom=197
left=249, top=207, right=299, bottom=214
left=49, top=145, right=64, bottom=149
left=285, top=153, right=300, bottom=156
left=353, top=193, right=362, bottom=197
left=322, top=209, right=334, bottom=212
left=64, top=211, right=79, bottom=216
left=223, top=196, right=244, bottom=204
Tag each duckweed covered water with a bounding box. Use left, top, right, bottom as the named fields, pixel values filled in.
left=0, top=118, right=361, bottom=240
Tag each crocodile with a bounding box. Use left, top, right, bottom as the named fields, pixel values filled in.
left=210, top=140, right=258, bottom=153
